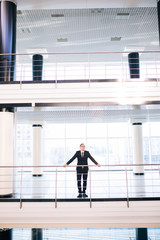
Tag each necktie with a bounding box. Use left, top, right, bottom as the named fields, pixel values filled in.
left=81, top=151, right=84, bottom=157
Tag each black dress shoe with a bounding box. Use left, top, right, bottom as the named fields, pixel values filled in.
left=77, top=193, right=82, bottom=198
left=83, top=193, right=88, bottom=198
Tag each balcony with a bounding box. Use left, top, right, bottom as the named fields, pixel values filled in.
left=0, top=51, right=160, bottom=107
left=0, top=164, right=160, bottom=228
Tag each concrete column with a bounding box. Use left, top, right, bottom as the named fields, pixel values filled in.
left=33, top=54, right=43, bottom=81
left=0, top=0, right=17, bottom=82
left=133, top=176, right=146, bottom=197
left=136, top=228, right=148, bottom=240
left=32, top=177, right=43, bottom=198
left=0, top=1, right=16, bottom=198
left=32, top=124, right=43, bottom=176
left=32, top=229, right=43, bottom=240
left=132, top=122, right=144, bottom=175
left=128, top=52, right=140, bottom=78
left=0, top=112, right=14, bottom=197
left=0, top=229, right=12, bottom=240
left=157, top=1, right=160, bottom=44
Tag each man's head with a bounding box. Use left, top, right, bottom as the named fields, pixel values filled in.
left=80, top=143, right=85, bottom=151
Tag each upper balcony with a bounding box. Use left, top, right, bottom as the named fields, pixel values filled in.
left=0, top=51, right=160, bottom=107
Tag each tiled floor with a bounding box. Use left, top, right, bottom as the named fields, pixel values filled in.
left=13, top=169, right=160, bottom=199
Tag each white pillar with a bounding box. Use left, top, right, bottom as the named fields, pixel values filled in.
left=32, top=124, right=43, bottom=176
left=132, top=123, right=144, bottom=175
left=0, top=112, right=14, bottom=197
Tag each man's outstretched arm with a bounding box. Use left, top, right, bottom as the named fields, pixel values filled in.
left=63, top=152, right=78, bottom=167
left=88, top=152, right=101, bottom=167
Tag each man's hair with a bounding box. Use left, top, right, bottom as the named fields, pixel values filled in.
left=80, top=143, right=85, bottom=147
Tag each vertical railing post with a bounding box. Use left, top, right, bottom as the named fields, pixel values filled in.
left=125, top=168, right=129, bottom=208
left=13, top=108, right=17, bottom=197
left=20, top=168, right=23, bottom=209
left=14, top=53, right=17, bottom=81
left=121, top=52, right=125, bottom=83
left=55, top=168, right=58, bottom=208
left=55, top=55, right=58, bottom=88
left=20, top=55, right=23, bottom=89
left=88, top=53, right=91, bottom=87
left=89, top=168, right=92, bottom=208
left=154, top=52, right=159, bottom=87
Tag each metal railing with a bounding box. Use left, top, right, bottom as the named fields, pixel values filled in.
left=0, top=51, right=160, bottom=83
left=0, top=164, right=160, bottom=209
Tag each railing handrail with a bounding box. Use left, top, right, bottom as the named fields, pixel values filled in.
left=0, top=163, right=159, bottom=168
left=0, top=50, right=160, bottom=57
left=0, top=162, right=159, bottom=209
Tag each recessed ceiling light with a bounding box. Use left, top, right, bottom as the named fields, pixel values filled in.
left=51, top=14, right=65, bottom=21
left=26, top=48, right=48, bottom=59
left=111, top=37, right=121, bottom=42
left=20, top=28, right=31, bottom=34
left=17, top=10, right=23, bottom=15
left=57, top=38, right=68, bottom=43
left=116, top=13, right=130, bottom=20
left=51, top=14, right=64, bottom=18
left=91, top=8, right=104, bottom=14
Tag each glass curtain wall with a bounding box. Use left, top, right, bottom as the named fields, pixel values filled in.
left=16, top=121, right=160, bottom=167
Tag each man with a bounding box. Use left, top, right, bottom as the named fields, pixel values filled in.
left=64, top=143, right=101, bottom=198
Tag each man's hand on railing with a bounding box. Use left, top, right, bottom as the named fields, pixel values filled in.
left=63, top=163, right=101, bottom=167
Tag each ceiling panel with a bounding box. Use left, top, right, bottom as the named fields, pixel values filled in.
left=16, top=7, right=159, bottom=62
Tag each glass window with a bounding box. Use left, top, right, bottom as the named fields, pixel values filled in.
left=65, top=65, right=86, bottom=80
left=17, top=124, right=32, bottom=140
left=143, top=123, right=160, bottom=164
left=143, top=137, right=150, bottom=164
left=66, top=123, right=86, bottom=139
left=87, top=139, right=107, bottom=165
left=44, top=124, right=65, bottom=139
left=108, top=138, right=131, bottom=165
left=150, top=122, right=160, bottom=136
left=150, top=137, right=160, bottom=163
left=16, top=120, right=160, bottom=168
left=87, top=123, right=107, bottom=138
left=143, top=122, right=150, bottom=137
left=90, top=64, right=105, bottom=79
left=44, top=139, right=65, bottom=165
left=16, top=140, right=32, bottom=166
left=108, top=123, right=129, bottom=137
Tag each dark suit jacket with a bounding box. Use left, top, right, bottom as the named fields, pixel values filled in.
left=66, top=150, right=98, bottom=171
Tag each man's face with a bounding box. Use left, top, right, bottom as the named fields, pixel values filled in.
left=80, top=144, right=85, bottom=151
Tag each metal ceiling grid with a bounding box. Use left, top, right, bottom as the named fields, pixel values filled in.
left=16, top=105, right=160, bottom=123
left=16, top=7, right=159, bottom=62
